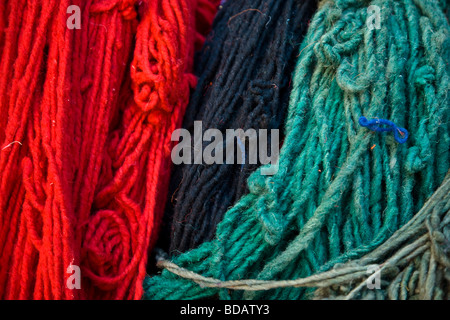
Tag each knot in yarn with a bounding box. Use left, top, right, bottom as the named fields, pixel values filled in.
left=314, top=37, right=342, bottom=66
left=359, top=116, right=409, bottom=144
left=336, top=57, right=376, bottom=92
left=405, top=146, right=425, bottom=173
left=247, top=172, right=269, bottom=196
left=248, top=173, right=284, bottom=245
left=90, top=0, right=138, bottom=20
left=414, top=65, right=436, bottom=86
left=405, top=122, right=432, bottom=173
left=256, top=201, right=285, bottom=246
left=130, top=0, right=198, bottom=114
left=314, top=11, right=363, bottom=67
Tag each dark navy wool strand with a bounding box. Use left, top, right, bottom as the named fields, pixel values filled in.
left=157, top=0, right=317, bottom=255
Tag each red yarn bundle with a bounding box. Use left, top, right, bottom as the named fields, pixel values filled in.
left=0, top=0, right=217, bottom=300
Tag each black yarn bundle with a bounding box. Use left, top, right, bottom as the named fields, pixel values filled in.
left=158, top=0, right=318, bottom=254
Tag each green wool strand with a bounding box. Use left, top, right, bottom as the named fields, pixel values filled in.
left=144, top=0, right=450, bottom=300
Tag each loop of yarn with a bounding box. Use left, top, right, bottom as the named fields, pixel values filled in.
left=359, top=116, right=409, bottom=144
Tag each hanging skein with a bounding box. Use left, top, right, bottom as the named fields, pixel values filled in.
left=0, top=0, right=136, bottom=300
left=144, top=0, right=449, bottom=300
left=0, top=0, right=218, bottom=300
left=159, top=0, right=318, bottom=255
left=80, top=0, right=218, bottom=300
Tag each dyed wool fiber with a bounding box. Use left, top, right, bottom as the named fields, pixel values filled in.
left=144, top=0, right=450, bottom=300
left=160, top=0, right=318, bottom=255
left=0, top=0, right=217, bottom=300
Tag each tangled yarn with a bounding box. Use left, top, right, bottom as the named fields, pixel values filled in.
left=0, top=0, right=217, bottom=300
left=144, top=0, right=449, bottom=300
left=159, top=0, right=318, bottom=255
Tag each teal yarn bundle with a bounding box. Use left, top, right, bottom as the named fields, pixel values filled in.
left=144, top=0, right=450, bottom=300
